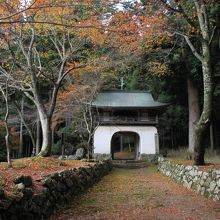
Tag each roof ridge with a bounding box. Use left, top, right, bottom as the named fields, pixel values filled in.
left=100, top=90, right=150, bottom=93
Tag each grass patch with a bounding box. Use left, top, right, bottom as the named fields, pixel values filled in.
left=204, top=149, right=220, bottom=164
left=165, top=148, right=190, bottom=160
left=164, top=148, right=220, bottom=164
left=83, top=198, right=97, bottom=206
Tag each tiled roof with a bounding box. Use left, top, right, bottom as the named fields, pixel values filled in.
left=92, top=90, right=168, bottom=108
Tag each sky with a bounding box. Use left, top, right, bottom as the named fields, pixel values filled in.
left=114, top=0, right=141, bottom=11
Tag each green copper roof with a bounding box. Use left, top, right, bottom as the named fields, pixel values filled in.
left=92, top=91, right=168, bottom=108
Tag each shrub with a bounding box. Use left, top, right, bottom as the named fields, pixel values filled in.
left=51, top=141, right=61, bottom=155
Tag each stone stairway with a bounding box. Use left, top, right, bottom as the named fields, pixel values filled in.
left=112, top=160, right=148, bottom=169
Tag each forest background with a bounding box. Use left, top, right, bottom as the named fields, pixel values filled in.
left=0, top=0, right=219, bottom=165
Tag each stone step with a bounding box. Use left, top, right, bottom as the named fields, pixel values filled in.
left=112, top=161, right=148, bottom=169
left=112, top=160, right=146, bottom=164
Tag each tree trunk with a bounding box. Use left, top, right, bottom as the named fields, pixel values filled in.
left=37, top=109, right=52, bottom=157
left=5, top=130, right=11, bottom=167
left=4, top=99, right=11, bottom=166
left=171, top=128, right=174, bottom=149
left=13, top=100, right=36, bottom=156
left=187, top=77, right=200, bottom=154
left=4, top=96, right=11, bottom=166
left=0, top=83, right=12, bottom=167
left=19, top=122, right=23, bottom=157
left=193, top=126, right=205, bottom=164
left=193, top=42, right=213, bottom=165
left=210, top=123, right=214, bottom=151
left=51, top=128, right=54, bottom=147
left=19, top=117, right=23, bottom=157
left=36, top=116, right=41, bottom=155
left=19, top=97, right=24, bottom=157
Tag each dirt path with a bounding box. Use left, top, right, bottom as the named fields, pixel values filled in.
left=52, top=166, right=220, bottom=220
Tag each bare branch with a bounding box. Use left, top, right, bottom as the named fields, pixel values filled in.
left=18, top=29, right=29, bottom=63
left=50, top=35, right=63, bottom=59
left=28, top=28, right=35, bottom=60
left=33, top=47, right=42, bottom=76
left=58, top=63, right=87, bottom=84
left=166, top=31, right=203, bottom=62
left=209, top=26, right=217, bottom=45
left=23, top=91, right=35, bottom=103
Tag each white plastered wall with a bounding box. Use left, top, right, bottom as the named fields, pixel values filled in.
left=93, top=126, right=158, bottom=156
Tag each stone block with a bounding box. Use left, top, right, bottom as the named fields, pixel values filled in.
left=57, top=182, right=67, bottom=192
left=14, top=176, right=33, bottom=187
left=209, top=181, right=217, bottom=192
left=42, top=178, right=58, bottom=191
left=21, top=188, right=33, bottom=199
left=17, top=183, right=25, bottom=190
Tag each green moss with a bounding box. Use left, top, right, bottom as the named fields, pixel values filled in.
left=0, top=176, right=5, bottom=191
left=204, top=190, right=210, bottom=198
left=83, top=198, right=96, bottom=206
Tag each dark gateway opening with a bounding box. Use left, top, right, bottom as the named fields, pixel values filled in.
left=111, top=131, right=140, bottom=160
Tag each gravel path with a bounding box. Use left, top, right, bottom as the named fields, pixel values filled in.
left=52, top=166, right=220, bottom=220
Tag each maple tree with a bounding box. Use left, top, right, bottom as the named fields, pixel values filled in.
left=0, top=0, right=105, bottom=156
left=0, top=0, right=121, bottom=158
left=108, top=11, right=170, bottom=53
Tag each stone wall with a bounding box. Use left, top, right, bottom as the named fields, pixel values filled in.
left=158, top=157, right=220, bottom=202
left=0, top=161, right=112, bottom=220
left=141, top=154, right=158, bottom=163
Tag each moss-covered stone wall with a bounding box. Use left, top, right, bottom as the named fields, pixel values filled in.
left=158, top=157, right=220, bottom=203
left=0, top=161, right=112, bottom=220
